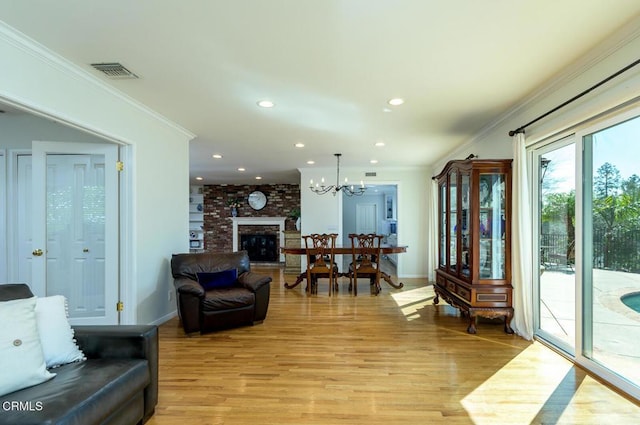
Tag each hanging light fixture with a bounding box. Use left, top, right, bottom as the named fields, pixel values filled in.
left=309, top=153, right=366, bottom=196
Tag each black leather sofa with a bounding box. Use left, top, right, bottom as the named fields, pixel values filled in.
left=171, top=250, right=272, bottom=334
left=0, top=284, right=158, bottom=425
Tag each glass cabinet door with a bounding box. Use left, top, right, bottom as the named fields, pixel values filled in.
left=460, top=173, right=471, bottom=278
left=439, top=182, right=446, bottom=268
left=449, top=171, right=458, bottom=274
left=478, top=172, right=506, bottom=279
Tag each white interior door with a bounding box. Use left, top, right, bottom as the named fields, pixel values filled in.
left=0, top=151, right=6, bottom=282
left=356, top=203, right=377, bottom=234
left=31, top=141, right=119, bottom=325
left=16, top=154, right=34, bottom=284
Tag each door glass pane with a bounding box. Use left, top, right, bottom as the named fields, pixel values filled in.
left=538, top=143, right=576, bottom=349
left=478, top=173, right=506, bottom=279
left=440, top=183, right=446, bottom=267
left=584, top=115, right=640, bottom=387
left=449, top=171, right=457, bottom=274
left=461, top=174, right=470, bottom=277
left=46, top=154, right=106, bottom=318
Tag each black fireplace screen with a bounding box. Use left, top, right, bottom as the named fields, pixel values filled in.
left=240, top=234, right=278, bottom=262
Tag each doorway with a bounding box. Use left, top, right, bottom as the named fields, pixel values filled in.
left=12, top=141, right=120, bottom=325
left=341, top=184, right=398, bottom=276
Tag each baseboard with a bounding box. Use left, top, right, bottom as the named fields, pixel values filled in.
left=149, top=310, right=178, bottom=326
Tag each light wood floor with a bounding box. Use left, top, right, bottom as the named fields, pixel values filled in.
left=147, top=266, right=640, bottom=425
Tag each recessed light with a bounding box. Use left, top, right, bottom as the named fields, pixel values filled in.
left=375, top=142, right=385, bottom=147
left=388, top=98, right=404, bottom=106
left=195, top=176, right=203, bottom=181
left=255, top=176, right=262, bottom=180
left=294, top=142, right=305, bottom=148
left=212, top=154, right=223, bottom=159
left=237, top=167, right=246, bottom=172
left=306, top=160, right=315, bottom=165
left=370, top=159, right=378, bottom=164
left=257, top=100, right=275, bottom=108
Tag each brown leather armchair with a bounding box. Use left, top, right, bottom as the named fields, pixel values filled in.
left=170, top=250, right=272, bottom=334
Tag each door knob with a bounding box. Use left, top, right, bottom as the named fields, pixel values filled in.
left=83, top=248, right=90, bottom=253
left=32, top=249, right=43, bottom=257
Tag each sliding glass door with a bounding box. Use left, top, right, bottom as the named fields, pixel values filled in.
left=534, top=138, right=576, bottom=354
left=533, top=107, right=640, bottom=400
left=580, top=113, right=640, bottom=392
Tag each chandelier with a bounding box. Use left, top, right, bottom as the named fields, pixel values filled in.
left=309, top=153, right=366, bottom=196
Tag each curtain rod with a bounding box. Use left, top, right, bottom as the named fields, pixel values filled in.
left=508, top=58, right=640, bottom=137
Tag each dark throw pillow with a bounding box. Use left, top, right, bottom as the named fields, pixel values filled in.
left=197, top=269, right=238, bottom=290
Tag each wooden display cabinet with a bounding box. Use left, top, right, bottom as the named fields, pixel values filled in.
left=433, top=159, right=513, bottom=334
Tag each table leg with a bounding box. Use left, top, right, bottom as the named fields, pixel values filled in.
left=284, top=272, right=306, bottom=289
left=380, top=272, right=403, bottom=289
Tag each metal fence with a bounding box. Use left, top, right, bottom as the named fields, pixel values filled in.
left=541, top=229, right=640, bottom=273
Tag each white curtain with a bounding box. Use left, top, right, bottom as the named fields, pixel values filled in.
left=511, top=133, right=534, bottom=340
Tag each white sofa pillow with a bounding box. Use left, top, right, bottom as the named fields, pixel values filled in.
left=35, top=295, right=86, bottom=368
left=0, top=297, right=55, bottom=397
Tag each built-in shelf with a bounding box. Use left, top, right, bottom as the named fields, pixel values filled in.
left=189, top=186, right=204, bottom=252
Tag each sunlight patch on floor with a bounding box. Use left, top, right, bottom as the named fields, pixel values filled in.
left=461, top=343, right=573, bottom=424
left=390, top=286, right=434, bottom=321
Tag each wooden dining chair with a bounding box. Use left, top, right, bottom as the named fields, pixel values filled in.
left=303, top=233, right=339, bottom=296
left=348, top=233, right=383, bottom=296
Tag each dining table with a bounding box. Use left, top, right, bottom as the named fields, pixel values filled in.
left=281, top=244, right=407, bottom=293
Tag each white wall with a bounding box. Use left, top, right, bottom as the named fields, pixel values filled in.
left=0, top=22, right=194, bottom=324
left=300, top=166, right=430, bottom=278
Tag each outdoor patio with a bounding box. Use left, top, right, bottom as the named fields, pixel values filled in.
left=540, top=267, right=640, bottom=385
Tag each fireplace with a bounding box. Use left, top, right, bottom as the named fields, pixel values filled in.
left=231, top=217, right=286, bottom=262
left=241, top=234, right=278, bottom=262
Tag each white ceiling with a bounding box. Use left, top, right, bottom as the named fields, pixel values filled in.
left=1, top=1, right=639, bottom=184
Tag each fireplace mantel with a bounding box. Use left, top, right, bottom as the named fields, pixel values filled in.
left=231, top=217, right=287, bottom=262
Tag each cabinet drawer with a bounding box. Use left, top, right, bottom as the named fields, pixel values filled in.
left=456, top=286, right=471, bottom=301
left=445, top=280, right=456, bottom=293
left=436, top=274, right=446, bottom=286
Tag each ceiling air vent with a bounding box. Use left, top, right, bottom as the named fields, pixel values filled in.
left=365, top=172, right=377, bottom=177
left=90, top=62, right=138, bottom=79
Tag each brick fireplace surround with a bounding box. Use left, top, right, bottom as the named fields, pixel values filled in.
left=202, top=184, right=300, bottom=259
